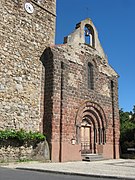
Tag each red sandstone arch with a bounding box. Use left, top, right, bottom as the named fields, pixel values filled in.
left=75, top=101, right=107, bottom=150
left=75, top=101, right=107, bottom=128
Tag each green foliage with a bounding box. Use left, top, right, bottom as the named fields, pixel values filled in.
left=0, top=129, right=45, bottom=143
left=120, top=106, right=135, bottom=154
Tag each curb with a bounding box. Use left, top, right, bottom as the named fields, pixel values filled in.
left=16, top=167, right=135, bottom=180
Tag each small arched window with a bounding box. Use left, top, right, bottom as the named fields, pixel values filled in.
left=88, top=62, right=94, bottom=90
left=84, top=24, right=95, bottom=47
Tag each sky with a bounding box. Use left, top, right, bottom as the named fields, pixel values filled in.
left=55, top=0, right=135, bottom=112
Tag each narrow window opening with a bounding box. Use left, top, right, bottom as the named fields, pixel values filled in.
left=88, top=62, right=94, bottom=90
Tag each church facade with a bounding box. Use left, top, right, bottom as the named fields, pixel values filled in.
left=0, top=0, right=120, bottom=162
left=43, top=19, right=120, bottom=162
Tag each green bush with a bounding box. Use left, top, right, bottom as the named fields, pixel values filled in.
left=0, top=129, right=45, bottom=143
left=120, top=107, right=135, bottom=155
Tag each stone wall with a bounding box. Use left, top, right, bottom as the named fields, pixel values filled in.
left=0, top=0, right=56, bottom=131
left=0, top=139, right=50, bottom=162
left=0, top=3, right=120, bottom=162
left=43, top=27, right=120, bottom=161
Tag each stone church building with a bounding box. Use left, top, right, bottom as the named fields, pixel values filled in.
left=0, top=0, right=120, bottom=162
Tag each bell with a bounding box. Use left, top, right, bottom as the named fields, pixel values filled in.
left=85, top=29, right=90, bottom=36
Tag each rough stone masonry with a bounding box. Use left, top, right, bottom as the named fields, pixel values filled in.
left=0, top=0, right=56, bottom=132
left=0, top=1, right=120, bottom=162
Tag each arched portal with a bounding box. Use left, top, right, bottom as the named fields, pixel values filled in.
left=75, top=101, right=107, bottom=155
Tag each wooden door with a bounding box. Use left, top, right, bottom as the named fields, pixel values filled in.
left=81, top=125, right=92, bottom=154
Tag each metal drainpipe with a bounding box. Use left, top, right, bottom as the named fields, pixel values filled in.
left=111, top=80, right=116, bottom=159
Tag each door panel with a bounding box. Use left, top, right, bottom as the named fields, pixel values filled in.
left=81, top=125, right=92, bottom=154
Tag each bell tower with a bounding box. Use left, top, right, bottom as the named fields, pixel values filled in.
left=0, top=0, right=56, bottom=132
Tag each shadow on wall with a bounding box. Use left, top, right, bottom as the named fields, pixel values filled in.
left=40, top=47, right=54, bottom=160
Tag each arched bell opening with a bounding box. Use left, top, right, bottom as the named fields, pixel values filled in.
left=84, top=24, right=95, bottom=47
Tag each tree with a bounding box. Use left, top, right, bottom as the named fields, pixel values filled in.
left=131, top=105, right=135, bottom=123
left=120, top=106, right=135, bottom=154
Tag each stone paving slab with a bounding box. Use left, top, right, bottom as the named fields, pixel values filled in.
left=1, top=159, right=135, bottom=179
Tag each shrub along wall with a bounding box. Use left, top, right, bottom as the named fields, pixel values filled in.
left=0, top=130, right=50, bottom=162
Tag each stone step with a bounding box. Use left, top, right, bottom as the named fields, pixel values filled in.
left=82, top=154, right=104, bottom=162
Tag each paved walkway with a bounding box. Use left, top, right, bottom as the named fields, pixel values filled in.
left=1, top=159, right=135, bottom=179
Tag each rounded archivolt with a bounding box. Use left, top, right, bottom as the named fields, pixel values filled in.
left=75, top=101, right=107, bottom=127
left=75, top=101, right=107, bottom=149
